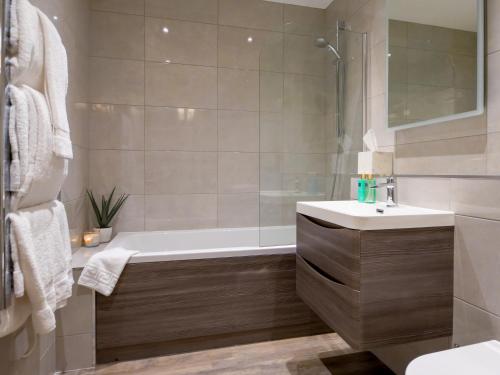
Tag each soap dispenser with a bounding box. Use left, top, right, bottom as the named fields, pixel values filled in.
left=357, top=175, right=367, bottom=202
left=365, top=175, right=377, bottom=204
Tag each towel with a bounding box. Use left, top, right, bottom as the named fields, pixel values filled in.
left=7, top=84, right=68, bottom=209
left=9, top=0, right=73, bottom=160
left=0, top=295, right=31, bottom=338
left=78, top=248, right=138, bottom=296
left=8, top=200, right=73, bottom=334
left=37, top=8, right=72, bottom=159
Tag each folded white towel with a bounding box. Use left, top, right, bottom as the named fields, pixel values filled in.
left=78, top=248, right=138, bottom=296
left=8, top=200, right=73, bottom=334
left=8, top=0, right=45, bottom=90
left=7, top=84, right=68, bottom=209
left=9, top=0, right=73, bottom=160
left=37, top=8, right=72, bottom=160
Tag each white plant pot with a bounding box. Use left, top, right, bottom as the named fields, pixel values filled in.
left=94, top=227, right=112, bottom=243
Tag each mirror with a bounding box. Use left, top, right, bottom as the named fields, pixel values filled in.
left=387, top=0, right=484, bottom=129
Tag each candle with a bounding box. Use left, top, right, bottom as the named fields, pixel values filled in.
left=83, top=231, right=100, bottom=247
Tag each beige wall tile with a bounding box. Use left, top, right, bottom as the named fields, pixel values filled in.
left=451, top=178, right=500, bottom=221
left=145, top=151, right=217, bottom=194
left=487, top=132, right=500, bottom=175
left=89, top=104, right=145, bottom=150
left=218, top=193, right=259, bottom=228
left=260, top=195, right=296, bottom=226
left=110, top=195, right=145, bottom=233
left=487, top=52, right=500, bottom=133
left=396, top=177, right=452, bottom=210
left=218, top=152, right=259, bottom=193
left=62, top=146, right=88, bottom=202
left=91, top=0, right=145, bottom=15
left=487, top=0, right=500, bottom=53
left=55, top=273, right=94, bottom=337
left=218, top=68, right=259, bottom=111
left=218, top=26, right=283, bottom=71
left=89, top=150, right=145, bottom=195
left=56, top=334, right=94, bottom=372
left=260, top=71, right=284, bottom=113
left=145, top=17, right=217, bottom=66
left=146, top=62, right=217, bottom=108
left=369, top=94, right=394, bottom=147
left=67, top=102, right=89, bottom=149
left=145, top=194, right=217, bottom=230
left=260, top=112, right=284, bottom=152
left=284, top=4, right=325, bottom=36
left=453, top=298, right=500, bottom=347
left=90, top=57, right=145, bottom=105
left=454, top=215, right=500, bottom=316
left=145, top=107, right=217, bottom=151
left=283, top=112, right=326, bottom=153
left=260, top=153, right=283, bottom=190
left=394, top=135, right=487, bottom=175
left=145, top=0, right=218, bottom=24
left=90, top=11, right=144, bottom=60
left=282, top=153, right=325, bottom=174
left=284, top=73, right=325, bottom=114
left=218, top=110, right=259, bottom=152
left=348, top=0, right=385, bottom=47
left=370, top=41, right=386, bottom=98
left=284, top=33, right=326, bottom=76
left=218, top=0, right=283, bottom=32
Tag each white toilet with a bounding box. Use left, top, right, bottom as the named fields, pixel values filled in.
left=406, top=341, right=500, bottom=375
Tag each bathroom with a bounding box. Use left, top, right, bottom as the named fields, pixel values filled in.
left=0, top=0, right=498, bottom=374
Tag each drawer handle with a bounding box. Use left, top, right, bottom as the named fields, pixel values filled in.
left=300, top=214, right=344, bottom=230
left=301, top=256, right=347, bottom=287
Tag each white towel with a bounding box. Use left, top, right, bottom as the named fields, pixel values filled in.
left=8, top=200, right=73, bottom=334
left=7, top=84, right=68, bottom=209
left=9, top=0, right=73, bottom=160
left=37, top=8, right=72, bottom=160
left=78, top=248, right=138, bottom=296
left=8, top=0, right=45, bottom=91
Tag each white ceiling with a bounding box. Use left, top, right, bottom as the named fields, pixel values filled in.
left=388, top=0, right=477, bottom=32
left=265, top=0, right=334, bottom=9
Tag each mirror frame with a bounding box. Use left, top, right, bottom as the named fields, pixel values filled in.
left=385, top=0, right=485, bottom=131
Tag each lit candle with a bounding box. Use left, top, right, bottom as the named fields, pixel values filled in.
left=83, top=231, right=100, bottom=247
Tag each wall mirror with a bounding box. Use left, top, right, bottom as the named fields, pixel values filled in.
left=386, top=0, right=484, bottom=130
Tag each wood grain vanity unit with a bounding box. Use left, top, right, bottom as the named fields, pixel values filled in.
left=296, top=201, right=455, bottom=350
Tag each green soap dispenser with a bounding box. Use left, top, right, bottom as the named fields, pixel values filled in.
left=365, top=175, right=377, bottom=204
left=357, top=175, right=367, bottom=202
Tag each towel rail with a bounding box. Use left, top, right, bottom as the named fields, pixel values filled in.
left=0, top=0, right=13, bottom=310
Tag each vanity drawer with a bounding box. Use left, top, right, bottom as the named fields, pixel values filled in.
left=296, top=255, right=360, bottom=347
left=297, top=214, right=360, bottom=289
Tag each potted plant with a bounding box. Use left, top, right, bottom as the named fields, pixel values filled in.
left=87, top=187, right=129, bottom=243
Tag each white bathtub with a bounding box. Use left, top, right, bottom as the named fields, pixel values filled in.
left=73, top=226, right=296, bottom=268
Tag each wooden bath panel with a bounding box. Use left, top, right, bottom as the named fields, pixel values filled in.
left=95, top=254, right=330, bottom=363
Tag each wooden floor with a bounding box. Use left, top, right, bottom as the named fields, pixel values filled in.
left=77, top=333, right=394, bottom=375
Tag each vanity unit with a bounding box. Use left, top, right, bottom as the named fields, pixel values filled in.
left=296, top=201, right=455, bottom=350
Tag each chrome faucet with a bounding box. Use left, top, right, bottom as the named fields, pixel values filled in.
left=369, top=177, right=397, bottom=207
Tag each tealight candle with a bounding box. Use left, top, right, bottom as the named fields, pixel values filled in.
left=83, top=231, right=100, bottom=247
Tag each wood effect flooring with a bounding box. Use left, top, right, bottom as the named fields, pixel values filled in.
left=76, top=333, right=394, bottom=375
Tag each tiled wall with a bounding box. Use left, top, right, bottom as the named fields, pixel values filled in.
left=87, top=0, right=330, bottom=232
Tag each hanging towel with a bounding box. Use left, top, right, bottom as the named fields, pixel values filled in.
left=8, top=200, right=73, bottom=334
left=8, top=0, right=45, bottom=90
left=9, top=0, right=73, bottom=160
left=7, top=84, right=68, bottom=209
left=78, top=248, right=138, bottom=296
left=37, top=8, right=72, bottom=160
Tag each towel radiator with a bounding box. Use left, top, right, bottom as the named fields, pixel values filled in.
left=1, top=0, right=13, bottom=310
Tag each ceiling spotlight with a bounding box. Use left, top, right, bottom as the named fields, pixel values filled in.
left=162, top=27, right=169, bottom=34
left=247, top=36, right=253, bottom=43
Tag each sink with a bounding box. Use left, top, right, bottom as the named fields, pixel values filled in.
left=296, top=200, right=454, bottom=230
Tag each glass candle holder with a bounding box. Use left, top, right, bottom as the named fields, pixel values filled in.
left=83, top=231, right=100, bottom=247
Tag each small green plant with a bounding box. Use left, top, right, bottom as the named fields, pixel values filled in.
left=87, top=187, right=129, bottom=228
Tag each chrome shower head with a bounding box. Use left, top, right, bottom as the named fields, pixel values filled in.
left=314, top=37, right=342, bottom=60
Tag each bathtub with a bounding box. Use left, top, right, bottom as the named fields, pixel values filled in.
left=81, top=226, right=329, bottom=364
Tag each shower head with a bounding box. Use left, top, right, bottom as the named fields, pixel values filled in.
left=314, top=37, right=342, bottom=60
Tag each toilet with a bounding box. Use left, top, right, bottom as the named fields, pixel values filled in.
left=406, top=341, right=500, bottom=375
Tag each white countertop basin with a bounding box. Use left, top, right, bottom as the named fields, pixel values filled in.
left=296, top=200, right=454, bottom=230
